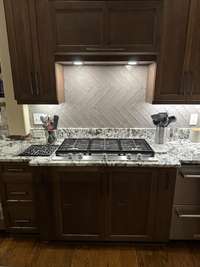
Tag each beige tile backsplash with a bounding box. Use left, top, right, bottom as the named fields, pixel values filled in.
left=29, top=66, right=200, bottom=128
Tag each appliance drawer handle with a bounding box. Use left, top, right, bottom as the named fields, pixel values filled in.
left=178, top=214, right=200, bottom=218
left=180, top=172, right=200, bottom=179
left=176, top=208, right=200, bottom=218
left=184, top=174, right=200, bottom=179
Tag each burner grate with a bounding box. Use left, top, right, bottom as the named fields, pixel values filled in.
left=56, top=138, right=154, bottom=156
left=19, top=145, right=59, bottom=157
left=90, top=139, right=119, bottom=151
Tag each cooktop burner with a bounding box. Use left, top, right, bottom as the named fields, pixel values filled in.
left=19, top=145, right=59, bottom=157
left=56, top=138, right=154, bottom=156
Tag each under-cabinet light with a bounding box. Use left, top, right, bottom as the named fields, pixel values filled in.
left=127, top=61, right=138, bottom=66
left=73, top=61, right=83, bottom=66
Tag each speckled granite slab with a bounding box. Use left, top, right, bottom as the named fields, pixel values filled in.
left=0, top=128, right=198, bottom=168
left=31, top=127, right=190, bottom=142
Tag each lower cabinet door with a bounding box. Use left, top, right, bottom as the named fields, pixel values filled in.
left=106, top=169, right=157, bottom=241
left=53, top=169, right=105, bottom=240
left=170, top=205, right=200, bottom=240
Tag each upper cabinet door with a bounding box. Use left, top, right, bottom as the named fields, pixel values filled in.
left=46, top=0, right=161, bottom=53
left=34, top=0, right=65, bottom=104
left=3, top=0, right=36, bottom=101
left=184, top=0, right=200, bottom=103
left=152, top=0, right=190, bottom=104
left=4, top=0, right=65, bottom=104
left=48, top=1, right=105, bottom=53
left=106, top=1, right=161, bottom=53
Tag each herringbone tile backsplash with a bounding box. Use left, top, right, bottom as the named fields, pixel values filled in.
left=29, top=66, right=200, bottom=128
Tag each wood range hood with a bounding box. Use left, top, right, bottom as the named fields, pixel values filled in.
left=55, top=53, right=158, bottom=105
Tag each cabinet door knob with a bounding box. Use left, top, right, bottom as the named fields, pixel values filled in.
left=30, top=72, right=35, bottom=96
left=189, top=71, right=194, bottom=96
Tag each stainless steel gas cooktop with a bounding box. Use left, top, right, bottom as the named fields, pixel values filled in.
left=54, top=138, right=156, bottom=162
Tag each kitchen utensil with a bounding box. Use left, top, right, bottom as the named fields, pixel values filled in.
left=53, top=115, right=59, bottom=130
left=163, top=116, right=176, bottom=127
left=151, top=113, right=176, bottom=144
left=40, top=115, right=48, bottom=124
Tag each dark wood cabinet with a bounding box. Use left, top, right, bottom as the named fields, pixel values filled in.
left=52, top=168, right=105, bottom=240
left=0, top=165, right=38, bottom=233
left=3, top=0, right=64, bottom=104
left=4, top=0, right=200, bottom=104
left=0, top=164, right=176, bottom=241
left=3, top=0, right=36, bottom=102
left=106, top=169, right=157, bottom=241
left=150, top=0, right=190, bottom=104
left=45, top=0, right=161, bottom=54
left=184, top=0, right=200, bottom=103
left=149, top=0, right=200, bottom=104
left=49, top=167, right=175, bottom=242
left=106, top=1, right=161, bottom=53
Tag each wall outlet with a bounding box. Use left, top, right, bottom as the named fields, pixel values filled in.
left=189, top=113, right=198, bottom=126
left=33, top=113, right=47, bottom=125
left=31, top=129, right=46, bottom=139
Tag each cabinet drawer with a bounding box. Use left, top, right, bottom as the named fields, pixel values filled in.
left=2, top=172, right=33, bottom=201
left=5, top=183, right=33, bottom=201
left=174, top=168, right=200, bottom=205
left=7, top=203, right=37, bottom=232
left=170, top=205, right=200, bottom=240
left=2, top=165, right=29, bottom=173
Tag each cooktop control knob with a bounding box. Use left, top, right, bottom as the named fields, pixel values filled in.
left=68, top=153, right=73, bottom=160
left=103, top=153, right=108, bottom=161
left=136, top=153, right=142, bottom=161
left=78, top=153, right=83, bottom=160
left=127, top=154, right=132, bottom=160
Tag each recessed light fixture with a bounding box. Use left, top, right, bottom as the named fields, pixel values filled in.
left=73, top=61, right=83, bottom=66
left=127, top=61, right=138, bottom=66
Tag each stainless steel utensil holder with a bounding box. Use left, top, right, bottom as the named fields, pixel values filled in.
left=155, top=126, right=166, bottom=144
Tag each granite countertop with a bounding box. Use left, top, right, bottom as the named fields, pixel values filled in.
left=0, top=137, right=200, bottom=168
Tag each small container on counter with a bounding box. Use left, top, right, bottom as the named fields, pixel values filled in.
left=189, top=128, right=200, bottom=143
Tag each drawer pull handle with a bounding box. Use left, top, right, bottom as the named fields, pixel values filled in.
left=15, top=220, right=30, bottom=223
left=7, top=200, right=32, bottom=203
left=7, top=168, right=24, bottom=172
left=10, top=192, right=28, bottom=196
left=86, top=47, right=126, bottom=51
